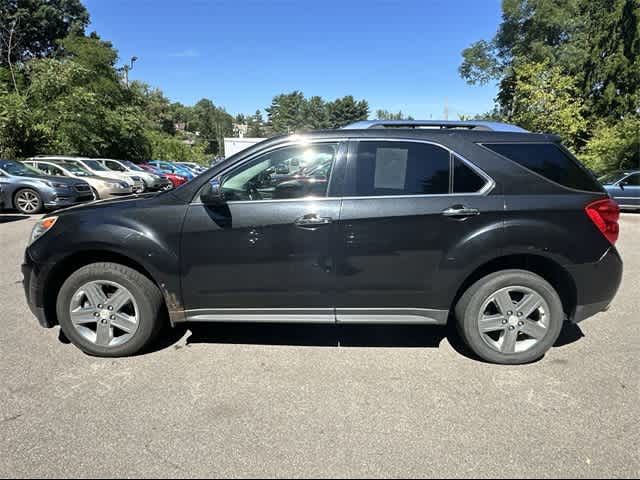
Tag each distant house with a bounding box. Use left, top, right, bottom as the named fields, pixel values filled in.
left=233, top=123, right=249, bottom=138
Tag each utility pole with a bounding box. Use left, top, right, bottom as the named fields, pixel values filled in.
left=120, top=56, right=138, bottom=87
left=444, top=97, right=449, bottom=121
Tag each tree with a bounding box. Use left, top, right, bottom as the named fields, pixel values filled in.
left=247, top=109, right=265, bottom=137
left=266, top=91, right=308, bottom=133
left=191, top=98, right=233, bottom=155
left=508, top=61, right=588, bottom=149
left=0, top=0, right=89, bottom=66
left=376, top=109, right=414, bottom=120
left=580, top=116, right=640, bottom=173
left=327, top=95, right=369, bottom=128
left=459, top=0, right=639, bottom=123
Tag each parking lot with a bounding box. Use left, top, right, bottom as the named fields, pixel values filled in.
left=0, top=212, right=638, bottom=478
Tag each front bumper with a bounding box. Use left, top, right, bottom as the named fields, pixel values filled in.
left=566, top=247, right=623, bottom=323
left=43, top=189, right=94, bottom=208
left=22, top=251, right=54, bottom=328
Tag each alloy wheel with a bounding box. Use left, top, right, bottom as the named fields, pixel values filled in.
left=69, top=280, right=139, bottom=348
left=477, top=285, right=550, bottom=354
left=15, top=190, right=41, bottom=213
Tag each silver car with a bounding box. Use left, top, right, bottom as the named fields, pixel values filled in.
left=24, top=160, right=133, bottom=199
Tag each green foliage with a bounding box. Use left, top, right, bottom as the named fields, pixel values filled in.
left=191, top=98, right=234, bottom=155
left=376, top=109, right=414, bottom=120
left=267, top=91, right=369, bottom=133
left=460, top=0, right=640, bottom=171
left=146, top=130, right=207, bottom=163
left=580, top=116, right=640, bottom=173
left=0, top=0, right=90, bottom=65
left=508, top=61, right=588, bottom=149
left=247, top=110, right=265, bottom=137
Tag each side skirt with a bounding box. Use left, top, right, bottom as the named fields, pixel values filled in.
left=179, top=308, right=449, bottom=325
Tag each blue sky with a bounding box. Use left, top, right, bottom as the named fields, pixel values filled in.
left=84, top=0, right=502, bottom=119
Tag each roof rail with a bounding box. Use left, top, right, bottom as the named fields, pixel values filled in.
left=341, top=120, right=529, bottom=133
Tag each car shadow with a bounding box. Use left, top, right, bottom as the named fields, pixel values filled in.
left=148, top=319, right=585, bottom=362
left=0, top=214, right=31, bottom=223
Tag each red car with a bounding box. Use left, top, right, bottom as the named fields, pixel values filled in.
left=139, top=163, right=187, bottom=188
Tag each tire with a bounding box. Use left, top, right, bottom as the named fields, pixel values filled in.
left=14, top=188, right=43, bottom=214
left=455, top=269, right=564, bottom=365
left=90, top=187, right=100, bottom=200
left=56, top=262, right=164, bottom=357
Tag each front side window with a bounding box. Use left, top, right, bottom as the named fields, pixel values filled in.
left=82, top=160, right=108, bottom=171
left=623, top=173, right=640, bottom=186
left=106, top=161, right=126, bottom=172
left=221, top=143, right=338, bottom=201
left=40, top=164, right=65, bottom=176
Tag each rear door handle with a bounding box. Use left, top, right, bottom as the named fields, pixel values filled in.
left=442, top=205, right=480, bottom=218
left=295, top=213, right=333, bottom=228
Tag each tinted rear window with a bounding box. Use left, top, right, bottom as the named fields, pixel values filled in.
left=482, top=143, right=602, bottom=192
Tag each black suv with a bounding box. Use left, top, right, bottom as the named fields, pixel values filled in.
left=22, top=121, right=623, bottom=364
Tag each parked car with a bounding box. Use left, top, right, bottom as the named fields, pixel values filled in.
left=23, top=120, right=622, bottom=364
left=148, top=160, right=196, bottom=181
left=23, top=160, right=133, bottom=199
left=599, top=170, right=640, bottom=210
left=138, top=163, right=187, bottom=188
left=177, top=162, right=206, bottom=175
left=97, top=158, right=171, bottom=192
left=0, top=159, right=93, bottom=214
left=35, top=156, right=145, bottom=193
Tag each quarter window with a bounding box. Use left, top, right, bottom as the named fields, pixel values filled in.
left=453, top=156, right=486, bottom=193
left=221, top=143, right=338, bottom=201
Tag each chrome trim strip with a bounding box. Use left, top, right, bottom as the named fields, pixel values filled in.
left=190, top=137, right=495, bottom=205
left=336, top=308, right=448, bottom=325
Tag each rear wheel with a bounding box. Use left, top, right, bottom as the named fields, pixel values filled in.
left=14, top=188, right=43, bottom=214
left=56, top=262, right=164, bottom=357
left=455, top=269, right=564, bottom=364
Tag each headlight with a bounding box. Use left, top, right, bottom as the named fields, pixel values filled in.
left=29, top=216, right=58, bottom=245
left=40, top=180, right=69, bottom=189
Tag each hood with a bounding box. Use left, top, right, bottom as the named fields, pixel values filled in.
left=51, top=191, right=163, bottom=216
left=11, top=173, right=88, bottom=186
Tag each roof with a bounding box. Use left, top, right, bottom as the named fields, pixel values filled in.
left=341, top=120, right=529, bottom=133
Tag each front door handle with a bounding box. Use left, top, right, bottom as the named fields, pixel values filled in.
left=442, top=205, right=480, bottom=218
left=295, top=213, right=333, bottom=229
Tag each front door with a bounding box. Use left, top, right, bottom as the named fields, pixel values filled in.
left=334, top=139, right=504, bottom=323
left=614, top=173, right=640, bottom=208
left=180, top=141, right=345, bottom=322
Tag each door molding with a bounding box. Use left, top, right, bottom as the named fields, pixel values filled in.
left=180, top=307, right=449, bottom=325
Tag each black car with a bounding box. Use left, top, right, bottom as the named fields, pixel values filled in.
left=22, top=121, right=623, bottom=364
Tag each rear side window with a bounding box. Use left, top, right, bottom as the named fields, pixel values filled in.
left=482, top=142, right=601, bottom=192
left=453, top=156, right=486, bottom=193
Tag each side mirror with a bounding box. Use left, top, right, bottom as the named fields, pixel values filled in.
left=200, top=178, right=226, bottom=206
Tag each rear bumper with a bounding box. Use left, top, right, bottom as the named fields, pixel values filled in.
left=566, top=247, right=623, bottom=323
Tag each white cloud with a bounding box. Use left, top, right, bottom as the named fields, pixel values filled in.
left=169, top=49, right=200, bottom=58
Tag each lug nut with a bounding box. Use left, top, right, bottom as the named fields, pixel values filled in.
left=110, top=315, right=115, bottom=320
left=97, top=304, right=103, bottom=309
left=94, top=312, right=100, bottom=317
left=517, top=312, right=523, bottom=317
left=518, top=321, right=524, bottom=327
left=108, top=306, right=113, bottom=311
left=508, top=325, right=515, bottom=331
left=507, top=311, right=513, bottom=315
left=502, top=319, right=508, bottom=325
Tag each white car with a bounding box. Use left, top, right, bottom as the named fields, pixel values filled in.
left=34, top=156, right=145, bottom=193
left=97, top=159, right=170, bottom=191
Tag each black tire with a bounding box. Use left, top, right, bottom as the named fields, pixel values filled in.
left=14, top=188, right=43, bottom=214
left=455, top=269, right=564, bottom=365
left=90, top=187, right=100, bottom=200
left=56, top=262, right=164, bottom=357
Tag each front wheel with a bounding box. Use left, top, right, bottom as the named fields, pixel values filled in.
left=14, top=188, right=43, bottom=214
left=56, top=262, right=164, bottom=357
left=455, top=269, right=564, bottom=364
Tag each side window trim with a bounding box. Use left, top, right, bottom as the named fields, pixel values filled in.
left=344, top=138, right=494, bottom=199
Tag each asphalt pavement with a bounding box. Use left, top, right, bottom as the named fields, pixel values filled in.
left=0, top=212, right=638, bottom=478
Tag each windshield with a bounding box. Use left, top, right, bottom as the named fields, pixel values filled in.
left=123, top=161, right=145, bottom=172
left=82, top=160, right=109, bottom=171
left=598, top=171, right=628, bottom=185
left=59, top=162, right=93, bottom=177
left=0, top=160, right=42, bottom=176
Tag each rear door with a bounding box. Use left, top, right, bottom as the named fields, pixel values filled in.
left=334, top=139, right=504, bottom=323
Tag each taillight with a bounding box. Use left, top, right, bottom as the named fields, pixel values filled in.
left=585, top=198, right=620, bottom=245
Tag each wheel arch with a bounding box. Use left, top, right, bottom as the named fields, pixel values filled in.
left=452, top=253, right=577, bottom=321
left=41, top=249, right=180, bottom=328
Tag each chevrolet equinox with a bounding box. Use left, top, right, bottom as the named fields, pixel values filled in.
left=22, top=121, right=623, bottom=364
